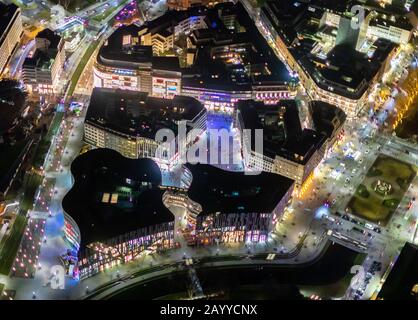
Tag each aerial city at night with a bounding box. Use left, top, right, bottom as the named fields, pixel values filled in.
left=1, top=0, right=418, bottom=305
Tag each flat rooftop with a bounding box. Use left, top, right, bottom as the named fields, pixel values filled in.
left=62, top=148, right=174, bottom=247
left=85, top=87, right=205, bottom=138
left=237, top=99, right=327, bottom=163
left=185, top=164, right=294, bottom=216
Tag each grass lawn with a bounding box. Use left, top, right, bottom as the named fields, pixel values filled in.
left=348, top=155, right=416, bottom=225
left=67, top=41, right=99, bottom=96
left=0, top=140, right=30, bottom=180
left=0, top=215, right=27, bottom=275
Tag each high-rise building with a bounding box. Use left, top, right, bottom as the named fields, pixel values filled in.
left=167, top=0, right=229, bottom=11
left=0, top=3, right=22, bottom=76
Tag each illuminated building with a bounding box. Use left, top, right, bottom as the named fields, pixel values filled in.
left=22, top=29, right=65, bottom=94
left=259, top=0, right=406, bottom=118
left=62, top=149, right=175, bottom=279
left=0, top=82, right=32, bottom=198
left=0, top=3, right=22, bottom=76
left=235, top=100, right=332, bottom=188
left=94, top=3, right=295, bottom=104
left=180, top=2, right=295, bottom=105
left=63, top=150, right=294, bottom=278
left=83, top=87, right=207, bottom=164
left=183, top=163, right=294, bottom=245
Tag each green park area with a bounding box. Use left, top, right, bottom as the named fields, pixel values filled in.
left=0, top=215, right=27, bottom=275
left=347, top=155, right=416, bottom=225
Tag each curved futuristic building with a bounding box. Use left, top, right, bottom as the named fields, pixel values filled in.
left=62, top=149, right=175, bottom=279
